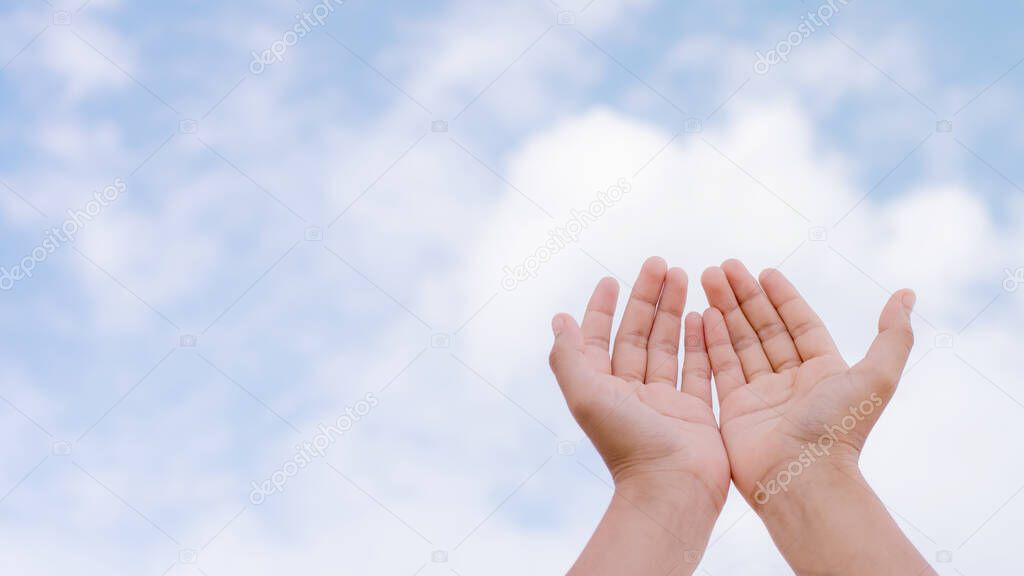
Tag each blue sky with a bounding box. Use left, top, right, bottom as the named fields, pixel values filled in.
left=2, top=0, right=1024, bottom=574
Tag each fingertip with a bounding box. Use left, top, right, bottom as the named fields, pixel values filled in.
left=643, top=255, right=668, bottom=272
left=700, top=266, right=722, bottom=287
left=596, top=276, right=619, bottom=293
left=900, top=289, right=917, bottom=313
left=553, top=312, right=581, bottom=336
left=684, top=312, right=704, bottom=346
left=702, top=306, right=722, bottom=322
left=590, top=277, right=621, bottom=309
left=759, top=267, right=781, bottom=284
left=877, top=290, right=916, bottom=333
left=666, top=267, right=688, bottom=291
left=633, top=258, right=668, bottom=292
left=721, top=258, right=747, bottom=276
left=551, top=313, right=569, bottom=336
left=549, top=314, right=586, bottom=383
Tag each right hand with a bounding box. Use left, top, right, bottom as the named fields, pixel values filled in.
left=549, top=257, right=731, bottom=511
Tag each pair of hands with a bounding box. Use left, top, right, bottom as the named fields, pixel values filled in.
left=550, top=257, right=929, bottom=575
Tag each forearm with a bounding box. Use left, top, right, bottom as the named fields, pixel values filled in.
left=755, top=465, right=934, bottom=576
left=570, top=479, right=719, bottom=576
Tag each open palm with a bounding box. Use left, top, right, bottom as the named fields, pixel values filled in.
left=549, top=258, right=730, bottom=508
left=700, top=260, right=915, bottom=503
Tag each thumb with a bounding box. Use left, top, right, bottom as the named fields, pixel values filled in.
left=852, top=289, right=916, bottom=392
left=548, top=313, right=588, bottom=398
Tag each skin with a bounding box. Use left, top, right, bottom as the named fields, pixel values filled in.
left=550, top=257, right=935, bottom=575
left=548, top=257, right=728, bottom=575
left=701, top=260, right=935, bottom=575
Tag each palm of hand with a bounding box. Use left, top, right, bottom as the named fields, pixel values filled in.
left=719, top=357, right=859, bottom=497
left=587, top=373, right=730, bottom=503
left=701, top=261, right=914, bottom=502
left=549, top=259, right=730, bottom=508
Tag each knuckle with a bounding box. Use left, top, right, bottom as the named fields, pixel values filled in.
left=898, top=325, right=915, bottom=347
left=757, top=321, right=790, bottom=342
left=717, top=356, right=742, bottom=374
left=683, top=334, right=704, bottom=351
left=788, top=318, right=822, bottom=340
left=732, top=333, right=760, bottom=351
left=775, top=358, right=802, bottom=371
left=858, top=363, right=897, bottom=392
left=875, top=375, right=899, bottom=395
left=651, top=335, right=679, bottom=356
left=548, top=348, right=562, bottom=372
left=687, top=365, right=711, bottom=382
left=618, top=329, right=650, bottom=351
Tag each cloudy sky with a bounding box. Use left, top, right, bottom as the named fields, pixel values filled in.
left=1, top=0, right=1023, bottom=574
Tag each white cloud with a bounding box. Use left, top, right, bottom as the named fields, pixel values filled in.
left=1, top=2, right=1022, bottom=574
left=449, top=100, right=1021, bottom=573
left=40, top=24, right=135, bottom=101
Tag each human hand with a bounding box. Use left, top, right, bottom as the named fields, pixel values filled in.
left=701, top=260, right=932, bottom=575
left=701, top=259, right=914, bottom=504
left=550, top=257, right=730, bottom=575
left=550, top=257, right=730, bottom=509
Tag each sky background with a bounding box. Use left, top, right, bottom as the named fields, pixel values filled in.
left=2, top=0, right=1023, bottom=574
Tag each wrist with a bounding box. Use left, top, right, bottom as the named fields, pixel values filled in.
left=753, top=464, right=933, bottom=575
left=613, top=475, right=721, bottom=561
left=570, top=475, right=723, bottom=576
left=615, top=472, right=724, bottom=520
left=758, top=464, right=873, bottom=574
left=749, top=457, right=866, bottom=517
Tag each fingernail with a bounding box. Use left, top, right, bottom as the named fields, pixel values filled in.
left=552, top=316, right=564, bottom=336
left=901, top=291, right=916, bottom=313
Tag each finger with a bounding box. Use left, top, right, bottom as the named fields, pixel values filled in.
left=722, top=259, right=801, bottom=372
left=758, top=268, right=841, bottom=361
left=703, top=307, right=746, bottom=403
left=681, top=312, right=713, bottom=406
left=612, top=256, right=668, bottom=382
left=701, top=266, right=773, bottom=380
left=580, top=277, right=620, bottom=374
left=549, top=313, right=590, bottom=403
left=645, top=267, right=688, bottom=388
left=852, top=290, right=916, bottom=394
